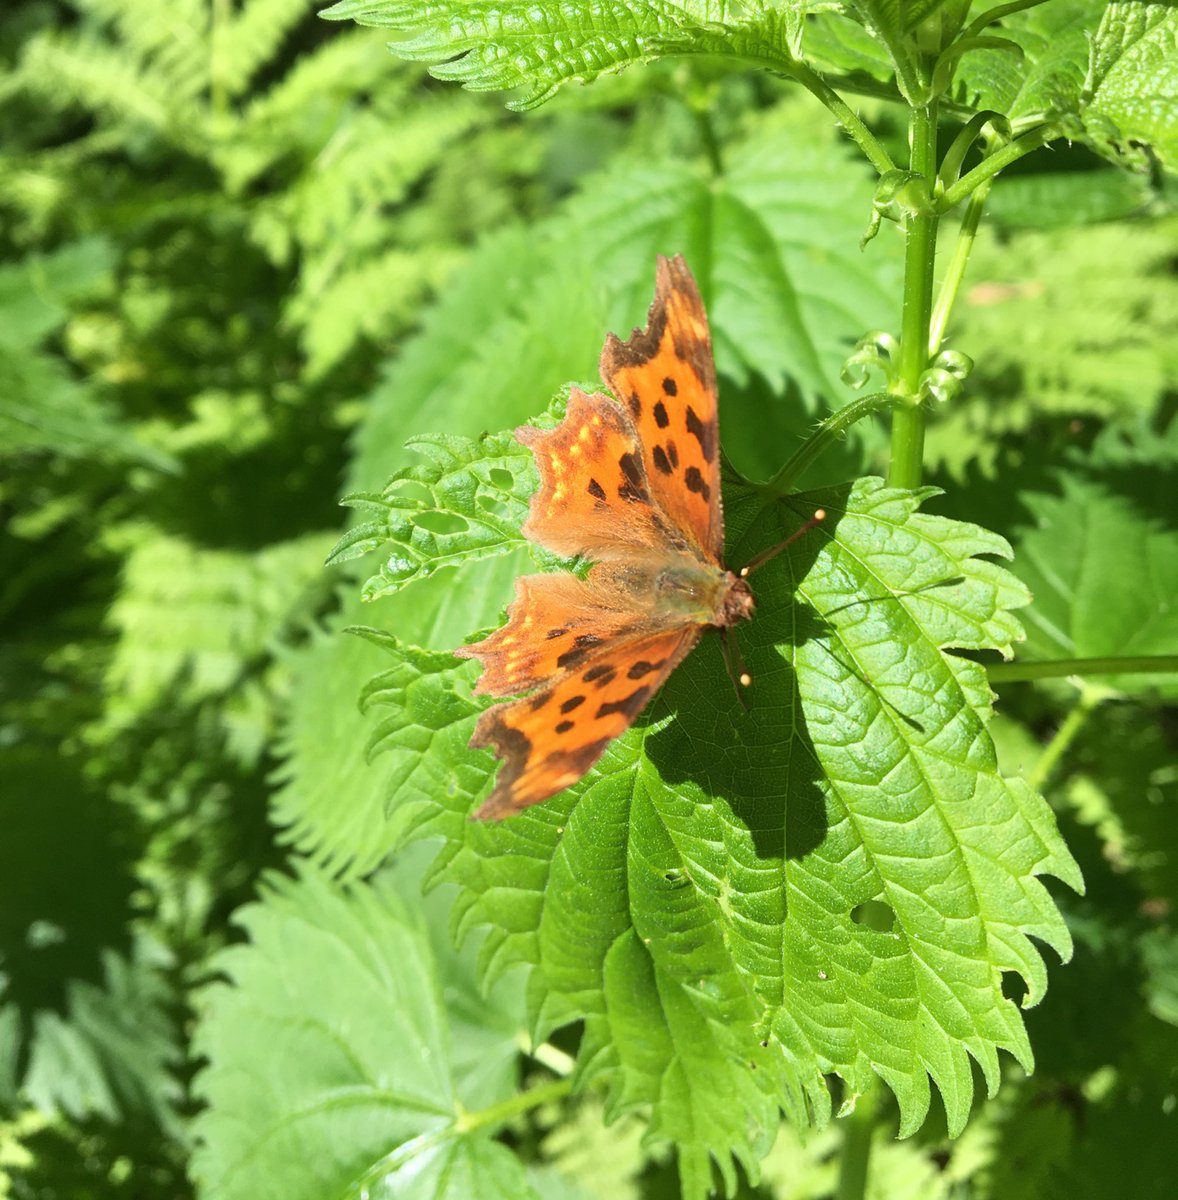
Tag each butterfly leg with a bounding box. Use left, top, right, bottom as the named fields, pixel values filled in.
left=719, top=628, right=752, bottom=708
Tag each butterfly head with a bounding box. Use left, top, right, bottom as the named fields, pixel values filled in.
left=717, top=572, right=756, bottom=627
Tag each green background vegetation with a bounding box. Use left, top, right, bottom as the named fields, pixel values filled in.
left=1, top=2, right=1175, bottom=1198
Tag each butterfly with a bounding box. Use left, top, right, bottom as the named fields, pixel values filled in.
left=456, top=255, right=822, bottom=820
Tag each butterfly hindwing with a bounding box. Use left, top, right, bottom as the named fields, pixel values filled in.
left=599, top=255, right=723, bottom=562
left=468, top=625, right=702, bottom=819
left=455, top=570, right=657, bottom=697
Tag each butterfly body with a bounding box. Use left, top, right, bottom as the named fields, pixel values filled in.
left=457, top=255, right=748, bottom=820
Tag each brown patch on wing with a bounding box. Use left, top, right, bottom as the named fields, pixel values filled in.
left=517, top=387, right=682, bottom=561
left=469, top=626, right=701, bottom=819
left=599, top=255, right=723, bottom=563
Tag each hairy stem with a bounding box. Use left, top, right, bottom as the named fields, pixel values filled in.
left=938, top=123, right=1059, bottom=210
left=888, top=103, right=940, bottom=488
left=727, top=52, right=895, bottom=174
left=763, top=391, right=898, bottom=495
left=783, top=60, right=897, bottom=175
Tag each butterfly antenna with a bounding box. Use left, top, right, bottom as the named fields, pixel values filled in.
left=719, top=628, right=752, bottom=706
left=740, top=508, right=827, bottom=578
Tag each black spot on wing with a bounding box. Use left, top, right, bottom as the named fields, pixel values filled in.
left=560, top=695, right=585, bottom=714
left=685, top=466, right=711, bottom=502
left=627, top=659, right=664, bottom=680
left=617, top=451, right=648, bottom=503
left=555, top=720, right=574, bottom=734
left=596, top=687, right=652, bottom=721
left=529, top=693, right=551, bottom=711
left=583, top=664, right=617, bottom=686
left=666, top=441, right=679, bottom=469
left=652, top=445, right=672, bottom=475
left=556, top=634, right=601, bottom=670
left=587, top=478, right=606, bottom=501
left=662, top=377, right=678, bottom=396
left=546, top=627, right=568, bottom=640
left=653, top=400, right=669, bottom=428
left=629, top=391, right=641, bottom=418
left=685, top=406, right=716, bottom=463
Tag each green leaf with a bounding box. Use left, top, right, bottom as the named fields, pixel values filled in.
left=321, top=1, right=806, bottom=110
left=103, top=529, right=336, bottom=722
left=355, top=444, right=1081, bottom=1189
left=19, top=937, right=181, bottom=1134
left=190, top=866, right=534, bottom=1200
left=955, top=0, right=1106, bottom=123
left=1002, top=431, right=1178, bottom=697
left=1083, top=0, right=1178, bottom=168
left=330, top=426, right=539, bottom=600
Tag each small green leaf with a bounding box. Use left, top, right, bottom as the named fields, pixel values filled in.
left=1083, top=1, right=1178, bottom=168
left=330, top=427, right=539, bottom=600
left=190, top=867, right=534, bottom=1200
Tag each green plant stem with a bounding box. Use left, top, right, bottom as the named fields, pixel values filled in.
left=836, top=1082, right=880, bottom=1200
left=888, top=102, right=940, bottom=489
left=783, top=60, right=896, bottom=175
left=763, top=391, right=897, bottom=495
left=1028, top=688, right=1104, bottom=792
left=456, top=1078, right=572, bottom=1136
left=987, top=655, right=1178, bottom=683
left=937, top=122, right=1059, bottom=210
left=730, top=53, right=895, bottom=174
left=929, top=179, right=991, bottom=353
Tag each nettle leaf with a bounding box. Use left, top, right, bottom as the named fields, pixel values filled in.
left=190, top=866, right=532, bottom=1200
left=354, top=434, right=1080, bottom=1192
left=1003, top=434, right=1178, bottom=698
left=1083, top=0, right=1178, bottom=168
left=330, top=426, right=539, bottom=600
left=955, top=0, right=1106, bottom=124
left=321, top=1, right=807, bottom=110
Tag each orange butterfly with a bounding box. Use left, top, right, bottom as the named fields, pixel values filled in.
left=457, top=256, right=821, bottom=820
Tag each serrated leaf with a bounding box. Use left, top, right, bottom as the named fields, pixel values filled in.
left=190, top=867, right=534, bottom=1200
left=330, top=427, right=538, bottom=600
left=354, top=435, right=1081, bottom=1189
left=955, top=0, right=1106, bottom=123
left=321, top=1, right=805, bottom=111
left=1083, top=0, right=1178, bottom=168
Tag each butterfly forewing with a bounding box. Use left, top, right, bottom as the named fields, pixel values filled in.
left=468, top=625, right=701, bottom=819
left=599, top=255, right=724, bottom=562
left=519, top=387, right=681, bottom=562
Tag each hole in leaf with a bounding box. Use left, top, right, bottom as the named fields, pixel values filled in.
left=850, top=899, right=895, bottom=932
left=415, top=510, right=468, bottom=535
left=476, top=493, right=510, bottom=516
left=488, top=467, right=514, bottom=489
left=389, top=480, right=433, bottom=505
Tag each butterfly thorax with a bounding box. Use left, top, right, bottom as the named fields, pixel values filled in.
left=632, top=556, right=754, bottom=629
